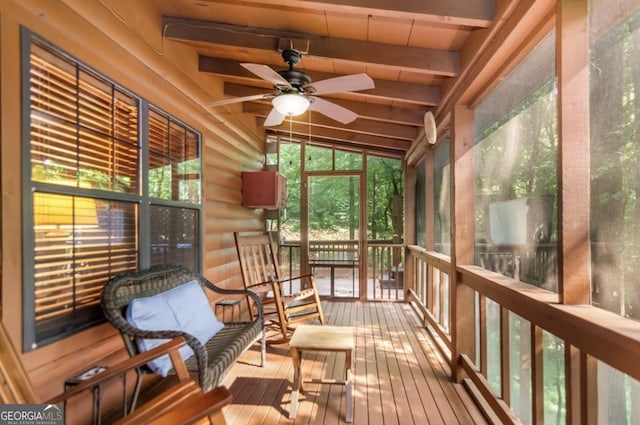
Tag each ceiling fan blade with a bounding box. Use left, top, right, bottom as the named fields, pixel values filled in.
left=241, top=63, right=291, bottom=87
left=309, top=73, right=375, bottom=95
left=204, top=93, right=271, bottom=107
left=309, top=97, right=358, bottom=124
left=263, top=108, right=286, bottom=126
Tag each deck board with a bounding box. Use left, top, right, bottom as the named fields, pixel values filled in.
left=219, top=301, right=488, bottom=425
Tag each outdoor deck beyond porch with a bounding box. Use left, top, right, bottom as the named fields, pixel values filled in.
left=218, top=301, right=488, bottom=425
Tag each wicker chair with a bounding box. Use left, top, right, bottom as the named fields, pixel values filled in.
left=101, top=265, right=265, bottom=400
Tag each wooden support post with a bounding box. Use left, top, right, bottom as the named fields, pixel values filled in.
left=404, top=162, right=416, bottom=296
left=451, top=105, right=476, bottom=381
left=557, top=0, right=590, bottom=304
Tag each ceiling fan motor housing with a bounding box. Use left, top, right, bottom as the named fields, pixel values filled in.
left=277, top=70, right=311, bottom=90
left=278, top=49, right=312, bottom=90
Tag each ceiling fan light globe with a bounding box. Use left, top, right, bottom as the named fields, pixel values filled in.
left=272, top=93, right=310, bottom=116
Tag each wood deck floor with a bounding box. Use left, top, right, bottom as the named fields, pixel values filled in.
left=218, top=301, right=488, bottom=425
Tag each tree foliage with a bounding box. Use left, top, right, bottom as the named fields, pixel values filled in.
left=278, top=143, right=402, bottom=241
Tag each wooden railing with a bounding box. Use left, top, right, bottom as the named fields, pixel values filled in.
left=406, top=245, right=640, bottom=424
left=278, top=240, right=405, bottom=301
left=368, top=242, right=404, bottom=301
left=406, top=247, right=453, bottom=354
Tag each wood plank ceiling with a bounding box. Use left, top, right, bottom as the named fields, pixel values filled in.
left=151, top=0, right=499, bottom=157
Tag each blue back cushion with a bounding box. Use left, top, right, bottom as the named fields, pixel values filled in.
left=126, top=280, right=225, bottom=376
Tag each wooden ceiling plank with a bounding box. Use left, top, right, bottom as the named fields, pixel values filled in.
left=164, top=17, right=459, bottom=76
left=372, top=80, right=439, bottom=105
left=308, top=36, right=459, bottom=77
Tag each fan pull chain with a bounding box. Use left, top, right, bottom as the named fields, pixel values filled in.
left=308, top=108, right=311, bottom=146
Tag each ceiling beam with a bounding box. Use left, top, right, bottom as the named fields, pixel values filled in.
left=268, top=131, right=404, bottom=158
left=222, top=83, right=428, bottom=126
left=242, top=100, right=425, bottom=127
left=164, top=17, right=460, bottom=77
left=253, top=110, right=417, bottom=141
left=263, top=120, right=411, bottom=152
left=199, top=56, right=440, bottom=106
left=195, top=0, right=495, bottom=28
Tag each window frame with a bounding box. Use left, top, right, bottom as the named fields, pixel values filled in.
left=21, top=29, right=203, bottom=351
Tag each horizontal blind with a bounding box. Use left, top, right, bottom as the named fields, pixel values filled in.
left=33, top=197, right=138, bottom=328
left=30, top=43, right=139, bottom=194
left=28, top=41, right=141, bottom=343
left=148, top=109, right=201, bottom=202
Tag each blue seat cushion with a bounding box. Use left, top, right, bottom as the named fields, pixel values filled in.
left=126, top=280, right=225, bottom=376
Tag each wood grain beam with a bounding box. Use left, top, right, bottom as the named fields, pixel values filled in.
left=199, top=56, right=440, bottom=106
left=164, top=17, right=459, bottom=76
left=557, top=0, right=590, bottom=305
left=266, top=131, right=404, bottom=158
left=436, top=0, right=555, bottom=121
left=248, top=106, right=417, bottom=140
left=451, top=104, right=476, bottom=381
left=196, top=0, right=495, bottom=28
left=238, top=88, right=427, bottom=127
left=265, top=122, right=410, bottom=152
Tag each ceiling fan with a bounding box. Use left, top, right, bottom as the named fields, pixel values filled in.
left=204, top=49, right=375, bottom=127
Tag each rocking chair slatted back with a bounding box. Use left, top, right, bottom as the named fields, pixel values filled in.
left=234, top=232, right=324, bottom=344
left=235, top=233, right=281, bottom=285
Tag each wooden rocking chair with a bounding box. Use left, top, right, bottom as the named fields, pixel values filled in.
left=0, top=322, right=232, bottom=424
left=234, top=232, right=325, bottom=344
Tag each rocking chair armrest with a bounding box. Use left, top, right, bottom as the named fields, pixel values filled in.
left=246, top=280, right=277, bottom=295
left=280, top=287, right=318, bottom=303
left=47, top=338, right=190, bottom=403
left=274, top=273, right=315, bottom=284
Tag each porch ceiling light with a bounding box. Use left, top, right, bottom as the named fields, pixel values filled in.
left=272, top=93, right=310, bottom=116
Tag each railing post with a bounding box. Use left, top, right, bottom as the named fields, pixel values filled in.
left=566, top=346, right=596, bottom=425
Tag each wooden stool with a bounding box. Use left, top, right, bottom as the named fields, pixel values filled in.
left=214, top=298, right=241, bottom=322
left=288, top=325, right=354, bottom=422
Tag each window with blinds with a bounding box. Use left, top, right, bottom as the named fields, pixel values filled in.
left=23, top=32, right=202, bottom=349
left=148, top=109, right=201, bottom=272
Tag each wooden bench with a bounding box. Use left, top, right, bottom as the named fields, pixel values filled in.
left=101, top=265, right=266, bottom=398
left=0, top=321, right=232, bottom=424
